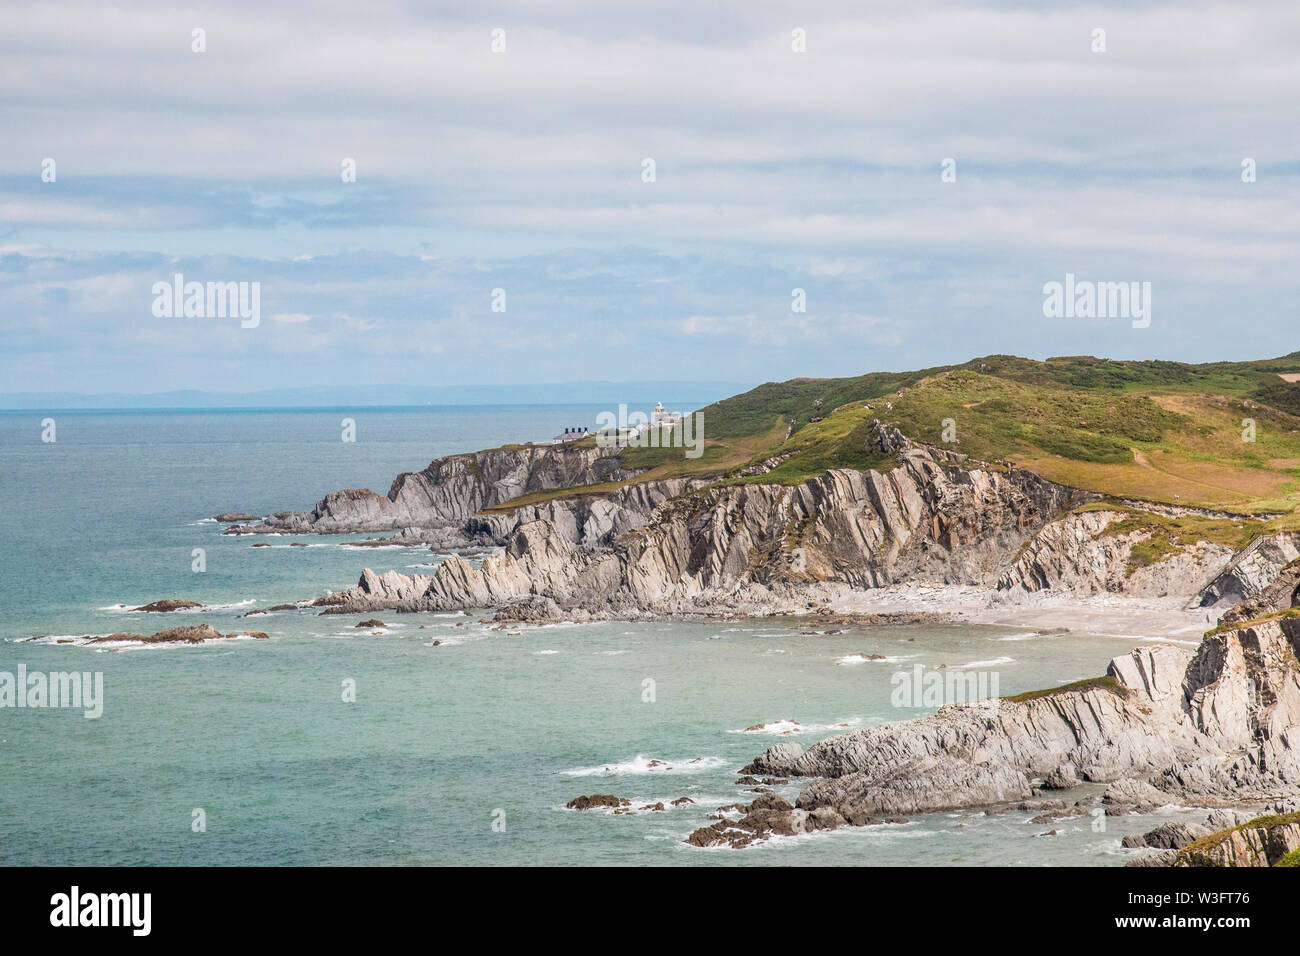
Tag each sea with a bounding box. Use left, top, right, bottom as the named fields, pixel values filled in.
left=0, top=406, right=1183, bottom=865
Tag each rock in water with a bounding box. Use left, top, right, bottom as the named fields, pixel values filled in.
left=685, top=791, right=905, bottom=848
left=130, top=599, right=202, bottom=612
left=88, top=625, right=267, bottom=644
left=566, top=795, right=630, bottom=811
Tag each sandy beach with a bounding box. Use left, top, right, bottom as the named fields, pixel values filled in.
left=828, top=582, right=1222, bottom=644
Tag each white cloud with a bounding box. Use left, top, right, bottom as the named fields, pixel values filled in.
left=2, top=1, right=1299, bottom=392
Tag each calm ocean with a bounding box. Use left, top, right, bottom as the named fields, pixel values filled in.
left=0, top=406, right=1164, bottom=865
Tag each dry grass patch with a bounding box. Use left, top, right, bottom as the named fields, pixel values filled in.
left=1015, top=454, right=1256, bottom=508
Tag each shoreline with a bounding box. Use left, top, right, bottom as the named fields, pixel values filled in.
left=822, top=584, right=1221, bottom=642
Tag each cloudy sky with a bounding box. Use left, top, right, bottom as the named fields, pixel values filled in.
left=2, top=0, right=1298, bottom=396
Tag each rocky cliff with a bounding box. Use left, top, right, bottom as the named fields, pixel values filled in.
left=737, top=614, right=1300, bottom=828
left=462, top=475, right=712, bottom=547
left=227, top=441, right=641, bottom=538
left=238, top=418, right=1286, bottom=617
left=312, top=428, right=1094, bottom=615
left=996, top=508, right=1234, bottom=599
left=1199, top=533, right=1300, bottom=608
left=1171, top=812, right=1300, bottom=866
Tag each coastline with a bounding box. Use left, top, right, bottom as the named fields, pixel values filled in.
left=824, top=584, right=1221, bottom=642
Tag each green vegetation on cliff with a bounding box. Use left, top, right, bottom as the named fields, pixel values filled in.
left=1175, top=811, right=1300, bottom=867
left=492, top=352, right=1300, bottom=519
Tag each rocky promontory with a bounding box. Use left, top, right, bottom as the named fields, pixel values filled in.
left=224, top=442, right=643, bottom=542
left=726, top=611, right=1300, bottom=847
left=305, top=426, right=1095, bottom=616
left=289, top=421, right=1300, bottom=625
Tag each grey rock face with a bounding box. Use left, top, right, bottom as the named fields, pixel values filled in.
left=229, top=442, right=640, bottom=537
left=1125, top=849, right=1179, bottom=867
left=463, top=476, right=711, bottom=547
left=1041, top=764, right=1080, bottom=790
left=743, top=644, right=1199, bottom=816
left=314, top=440, right=1092, bottom=615
left=740, top=619, right=1300, bottom=819
left=998, top=508, right=1234, bottom=600
left=1104, top=778, right=1178, bottom=812
left=1172, top=817, right=1300, bottom=867
left=1123, top=821, right=1210, bottom=850
left=1217, top=556, right=1300, bottom=625
left=1197, top=533, right=1300, bottom=608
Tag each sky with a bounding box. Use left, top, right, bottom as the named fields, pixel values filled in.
left=2, top=0, right=1299, bottom=397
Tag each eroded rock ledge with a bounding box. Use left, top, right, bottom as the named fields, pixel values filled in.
left=224, top=442, right=648, bottom=543
left=306, top=429, right=1094, bottom=616
left=724, top=614, right=1300, bottom=848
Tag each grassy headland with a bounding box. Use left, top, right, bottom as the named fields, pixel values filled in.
left=490, top=352, right=1300, bottom=528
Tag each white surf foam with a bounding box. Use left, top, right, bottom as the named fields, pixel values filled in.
left=835, top=653, right=918, bottom=665
left=101, top=598, right=258, bottom=614
left=728, top=717, right=861, bottom=736
left=557, top=755, right=728, bottom=777
left=957, top=656, right=1014, bottom=668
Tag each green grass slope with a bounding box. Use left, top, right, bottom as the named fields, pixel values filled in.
left=493, top=352, right=1300, bottom=525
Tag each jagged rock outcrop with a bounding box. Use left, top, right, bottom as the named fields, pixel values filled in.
left=463, top=476, right=711, bottom=547
left=997, top=508, right=1233, bottom=599
left=228, top=442, right=640, bottom=537
left=1198, top=533, right=1300, bottom=608
left=743, top=644, right=1201, bottom=816
left=735, top=615, right=1300, bottom=832
left=1216, top=556, right=1300, bottom=624
left=314, top=435, right=1092, bottom=615
left=684, top=791, right=908, bottom=848
left=1121, top=821, right=1210, bottom=850
left=1171, top=812, right=1300, bottom=867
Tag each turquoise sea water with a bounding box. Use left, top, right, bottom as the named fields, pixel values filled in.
left=0, top=407, right=1174, bottom=865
